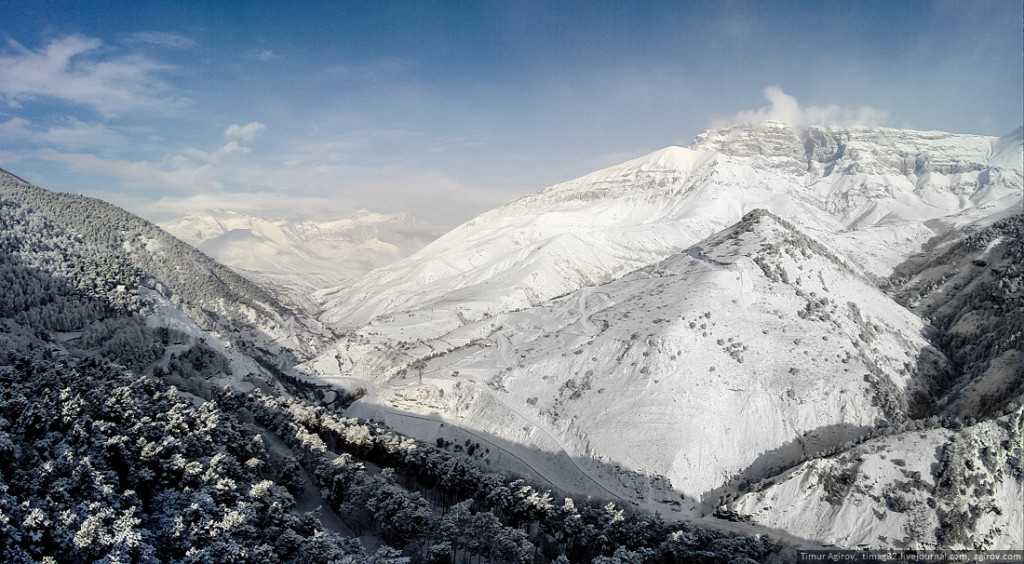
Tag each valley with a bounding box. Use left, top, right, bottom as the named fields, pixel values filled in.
left=1, top=119, right=1021, bottom=561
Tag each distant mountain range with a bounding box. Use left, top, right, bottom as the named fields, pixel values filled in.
left=160, top=209, right=440, bottom=314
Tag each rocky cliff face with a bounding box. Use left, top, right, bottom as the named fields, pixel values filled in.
left=691, top=122, right=1020, bottom=227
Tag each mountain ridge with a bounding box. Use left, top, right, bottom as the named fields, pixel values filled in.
left=314, top=210, right=930, bottom=501
left=316, top=122, right=1021, bottom=334
left=295, top=122, right=1022, bottom=550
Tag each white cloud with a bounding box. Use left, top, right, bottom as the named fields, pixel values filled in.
left=0, top=149, right=26, bottom=165
left=2, top=118, right=273, bottom=202
left=34, top=149, right=220, bottom=193
left=0, top=35, right=184, bottom=117
left=125, top=168, right=502, bottom=228
left=343, top=171, right=506, bottom=228
left=143, top=139, right=507, bottom=227
left=131, top=191, right=359, bottom=223
left=710, top=87, right=890, bottom=130
left=156, top=122, right=265, bottom=164
left=224, top=122, right=266, bottom=142
left=170, top=140, right=253, bottom=166
left=215, top=140, right=250, bottom=156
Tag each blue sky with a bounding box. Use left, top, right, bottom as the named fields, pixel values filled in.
left=1, top=1, right=1021, bottom=227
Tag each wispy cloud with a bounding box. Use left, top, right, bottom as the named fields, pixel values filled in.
left=0, top=35, right=185, bottom=117
left=0, top=149, right=26, bottom=165
left=4, top=118, right=271, bottom=204
left=34, top=149, right=220, bottom=192
left=710, top=87, right=890, bottom=130
left=245, top=49, right=280, bottom=62
left=128, top=191, right=359, bottom=223
left=0, top=117, right=125, bottom=150
left=124, top=31, right=195, bottom=49
left=121, top=166, right=502, bottom=228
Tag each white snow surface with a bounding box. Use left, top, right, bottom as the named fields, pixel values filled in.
left=727, top=408, right=1024, bottom=550
left=305, top=212, right=933, bottom=511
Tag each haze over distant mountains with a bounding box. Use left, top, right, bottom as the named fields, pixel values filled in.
left=160, top=209, right=440, bottom=313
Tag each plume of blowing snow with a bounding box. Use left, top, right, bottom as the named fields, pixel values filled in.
left=711, top=87, right=890, bottom=130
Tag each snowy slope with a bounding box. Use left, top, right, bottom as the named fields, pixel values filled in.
left=306, top=211, right=939, bottom=513
left=161, top=209, right=438, bottom=313
left=724, top=406, right=1023, bottom=550
left=318, top=122, right=1022, bottom=332
left=987, top=126, right=1024, bottom=170
left=0, top=168, right=327, bottom=390
left=296, top=122, right=1022, bottom=547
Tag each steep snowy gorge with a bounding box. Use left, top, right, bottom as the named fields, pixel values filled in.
left=301, top=122, right=1023, bottom=550
left=719, top=212, right=1024, bottom=552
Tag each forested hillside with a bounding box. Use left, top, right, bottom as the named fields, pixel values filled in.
left=0, top=168, right=329, bottom=365
left=889, top=213, right=1024, bottom=419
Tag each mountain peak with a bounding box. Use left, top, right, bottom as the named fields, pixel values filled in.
left=317, top=120, right=1022, bottom=331
left=557, top=145, right=699, bottom=186
left=618, top=145, right=696, bottom=170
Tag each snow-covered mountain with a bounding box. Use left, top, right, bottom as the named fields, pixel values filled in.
left=0, top=169, right=328, bottom=362
left=2, top=117, right=1021, bottom=555
left=161, top=209, right=439, bottom=313
left=716, top=213, right=1024, bottom=550
left=308, top=211, right=931, bottom=500
left=317, top=122, right=1022, bottom=333
left=300, top=122, right=1022, bottom=549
